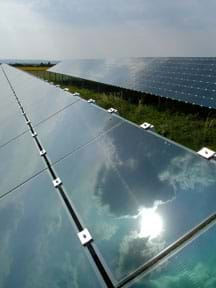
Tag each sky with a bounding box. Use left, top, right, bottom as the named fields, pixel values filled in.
left=0, top=0, right=216, bottom=60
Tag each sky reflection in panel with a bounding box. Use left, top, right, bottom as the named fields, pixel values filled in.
left=0, top=132, right=45, bottom=197
left=53, top=121, right=216, bottom=282
left=0, top=171, right=103, bottom=288
left=130, top=224, right=216, bottom=288
left=35, top=99, right=123, bottom=163
left=2, top=64, right=80, bottom=126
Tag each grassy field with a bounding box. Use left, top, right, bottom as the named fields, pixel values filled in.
left=17, top=66, right=51, bottom=71
left=18, top=66, right=216, bottom=151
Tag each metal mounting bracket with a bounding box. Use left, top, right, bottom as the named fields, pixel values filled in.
left=197, top=147, right=216, bottom=160
left=40, top=149, right=47, bottom=157
left=107, top=107, right=119, bottom=114
left=53, top=178, right=62, bottom=188
left=140, top=122, right=154, bottom=130
left=72, top=92, right=80, bottom=97
left=78, top=228, right=93, bottom=246
left=87, top=98, right=96, bottom=104
left=26, top=120, right=31, bottom=125
left=31, top=132, right=37, bottom=137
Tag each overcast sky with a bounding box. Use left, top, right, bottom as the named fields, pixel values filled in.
left=0, top=0, right=216, bottom=60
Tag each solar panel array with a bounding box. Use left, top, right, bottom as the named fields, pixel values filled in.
left=49, top=57, right=216, bottom=109
left=0, top=64, right=216, bottom=287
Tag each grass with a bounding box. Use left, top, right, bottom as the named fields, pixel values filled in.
left=17, top=66, right=216, bottom=151
left=17, top=66, right=51, bottom=72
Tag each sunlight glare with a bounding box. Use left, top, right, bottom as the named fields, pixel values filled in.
left=139, top=207, right=163, bottom=239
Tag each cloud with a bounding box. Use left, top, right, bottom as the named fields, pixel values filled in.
left=1, top=0, right=216, bottom=59
left=159, top=153, right=216, bottom=192
left=117, top=232, right=165, bottom=278
left=94, top=131, right=176, bottom=217
left=142, top=262, right=216, bottom=288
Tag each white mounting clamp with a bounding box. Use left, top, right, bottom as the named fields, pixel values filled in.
left=72, top=92, right=80, bottom=97
left=78, top=228, right=93, bottom=246
left=53, top=178, right=62, bottom=188
left=107, top=107, right=119, bottom=114
left=26, top=120, right=31, bottom=125
left=140, top=122, right=154, bottom=130
left=31, top=132, right=37, bottom=137
left=197, top=147, right=216, bottom=160
left=40, top=149, right=47, bottom=157
left=87, top=98, right=96, bottom=104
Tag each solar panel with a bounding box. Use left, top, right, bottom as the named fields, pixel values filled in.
left=0, top=68, right=29, bottom=146
left=0, top=171, right=103, bottom=287
left=35, top=99, right=123, bottom=163
left=2, top=64, right=80, bottom=126
left=130, top=223, right=216, bottom=287
left=53, top=120, right=216, bottom=281
left=0, top=63, right=215, bottom=287
left=49, top=58, right=216, bottom=109
left=0, top=132, right=46, bottom=197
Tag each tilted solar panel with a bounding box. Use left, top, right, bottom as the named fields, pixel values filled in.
left=0, top=171, right=102, bottom=287
left=0, top=64, right=215, bottom=287
left=130, top=224, right=216, bottom=288
left=49, top=58, right=216, bottom=109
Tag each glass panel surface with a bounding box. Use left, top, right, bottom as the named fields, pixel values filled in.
left=130, top=224, right=216, bottom=287
left=53, top=121, right=216, bottom=281
left=35, top=99, right=123, bottom=163
left=0, top=171, right=103, bottom=288
left=49, top=58, right=216, bottom=109
left=2, top=64, right=80, bottom=126
left=0, top=111, right=28, bottom=148
left=0, top=66, right=29, bottom=146
left=0, top=132, right=46, bottom=197
left=0, top=69, right=18, bottom=112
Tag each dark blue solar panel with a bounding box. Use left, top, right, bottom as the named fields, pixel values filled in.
left=49, top=58, right=216, bottom=109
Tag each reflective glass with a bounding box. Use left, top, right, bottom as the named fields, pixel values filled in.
left=35, top=99, right=123, bottom=163
left=53, top=121, right=216, bottom=281
left=0, top=66, right=33, bottom=147
left=0, top=171, right=103, bottom=287
left=2, top=64, right=80, bottom=126
left=0, top=71, right=29, bottom=146
left=0, top=110, right=28, bottom=148
left=49, top=58, right=216, bottom=109
left=0, top=69, right=18, bottom=112
left=130, top=224, right=216, bottom=287
left=0, top=132, right=46, bottom=197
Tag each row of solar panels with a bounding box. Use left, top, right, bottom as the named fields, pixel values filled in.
left=0, top=64, right=215, bottom=287
left=49, top=57, right=216, bottom=109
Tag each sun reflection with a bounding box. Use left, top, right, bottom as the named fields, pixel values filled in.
left=139, top=207, right=163, bottom=239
